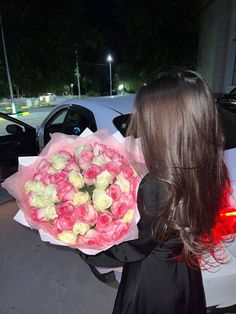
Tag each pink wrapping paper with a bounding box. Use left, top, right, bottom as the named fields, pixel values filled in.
left=2, top=129, right=146, bottom=255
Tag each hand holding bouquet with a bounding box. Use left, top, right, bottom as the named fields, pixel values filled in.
left=2, top=129, right=145, bottom=254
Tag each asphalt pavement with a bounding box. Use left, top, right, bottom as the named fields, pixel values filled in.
left=0, top=188, right=117, bottom=314
left=1, top=186, right=236, bottom=314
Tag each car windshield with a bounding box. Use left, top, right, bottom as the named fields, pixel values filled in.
left=113, top=114, right=131, bottom=136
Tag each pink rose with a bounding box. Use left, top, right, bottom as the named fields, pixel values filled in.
left=80, top=229, right=100, bottom=247
left=111, top=193, right=135, bottom=218
left=129, top=176, right=140, bottom=200
left=114, top=222, right=129, bottom=240
left=36, top=159, right=51, bottom=173
left=93, top=143, right=106, bottom=156
left=74, top=203, right=98, bottom=223
left=98, top=230, right=116, bottom=246
left=120, top=193, right=135, bottom=207
left=49, top=171, right=68, bottom=185
left=57, top=182, right=76, bottom=202
left=95, top=212, right=113, bottom=233
left=66, top=162, right=81, bottom=172
left=111, top=201, right=129, bottom=218
left=122, top=166, right=134, bottom=179
left=33, top=172, right=50, bottom=184
left=104, top=148, right=116, bottom=159
left=110, top=154, right=123, bottom=167
left=98, top=221, right=129, bottom=245
left=31, top=209, right=44, bottom=222
left=58, top=150, right=74, bottom=165
left=55, top=214, right=75, bottom=231
left=60, top=188, right=76, bottom=202
left=56, top=203, right=74, bottom=215
left=84, top=164, right=102, bottom=180
left=77, top=150, right=94, bottom=169
left=104, top=161, right=121, bottom=176
left=106, top=184, right=122, bottom=201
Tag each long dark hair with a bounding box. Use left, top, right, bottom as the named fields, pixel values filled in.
left=128, top=70, right=230, bottom=266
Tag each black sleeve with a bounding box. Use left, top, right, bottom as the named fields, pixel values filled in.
left=78, top=174, right=166, bottom=266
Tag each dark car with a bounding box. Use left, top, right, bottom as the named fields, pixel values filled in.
left=217, top=87, right=236, bottom=115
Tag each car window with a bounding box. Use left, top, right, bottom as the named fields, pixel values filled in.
left=43, top=108, right=68, bottom=144
left=113, top=114, right=131, bottom=136
left=0, top=113, right=37, bottom=180
left=43, top=105, right=97, bottom=145
left=0, top=118, right=26, bottom=136
left=61, top=109, right=90, bottom=135
left=51, top=109, right=67, bottom=125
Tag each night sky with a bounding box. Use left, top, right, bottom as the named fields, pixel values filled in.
left=0, top=0, right=200, bottom=96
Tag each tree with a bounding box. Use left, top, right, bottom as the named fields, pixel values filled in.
left=113, top=0, right=200, bottom=85
left=0, top=0, right=105, bottom=96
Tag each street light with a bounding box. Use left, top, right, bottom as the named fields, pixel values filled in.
left=107, top=54, right=113, bottom=96
left=70, top=83, right=73, bottom=95
left=118, top=83, right=124, bottom=94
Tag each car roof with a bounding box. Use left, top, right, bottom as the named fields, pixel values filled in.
left=62, top=94, right=136, bottom=114
left=40, top=94, right=136, bottom=137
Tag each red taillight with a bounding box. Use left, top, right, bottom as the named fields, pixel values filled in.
left=213, top=207, right=236, bottom=240
left=220, top=208, right=236, bottom=217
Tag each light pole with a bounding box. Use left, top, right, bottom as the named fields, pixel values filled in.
left=75, top=50, right=81, bottom=99
left=0, top=12, right=16, bottom=114
left=107, top=54, right=113, bottom=96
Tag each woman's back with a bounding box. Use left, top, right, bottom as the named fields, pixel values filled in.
left=113, top=174, right=206, bottom=314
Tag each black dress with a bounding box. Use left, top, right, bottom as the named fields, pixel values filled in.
left=79, top=175, right=207, bottom=314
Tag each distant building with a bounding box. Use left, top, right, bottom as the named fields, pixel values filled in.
left=197, top=0, right=236, bottom=94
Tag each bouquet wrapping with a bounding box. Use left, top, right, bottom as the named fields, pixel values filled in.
left=2, top=129, right=146, bottom=255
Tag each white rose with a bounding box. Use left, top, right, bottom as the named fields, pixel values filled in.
left=115, top=176, right=130, bottom=193
left=72, top=222, right=90, bottom=235
left=73, top=191, right=90, bottom=205
left=25, top=180, right=45, bottom=194
left=37, top=204, right=58, bottom=220
left=92, top=155, right=110, bottom=166
left=69, top=170, right=85, bottom=189
left=43, top=184, right=59, bottom=203
left=95, top=170, right=113, bottom=190
left=74, top=144, right=92, bottom=157
left=58, top=231, right=77, bottom=245
left=49, top=154, right=68, bottom=171
left=92, top=189, right=113, bottom=211
left=29, top=195, right=51, bottom=208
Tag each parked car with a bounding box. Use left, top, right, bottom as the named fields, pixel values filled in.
left=1, top=94, right=235, bottom=181
left=217, top=87, right=236, bottom=115
left=0, top=94, right=134, bottom=180
left=39, top=93, right=56, bottom=103
left=0, top=94, right=236, bottom=312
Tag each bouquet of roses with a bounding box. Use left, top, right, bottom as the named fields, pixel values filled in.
left=2, top=129, right=145, bottom=254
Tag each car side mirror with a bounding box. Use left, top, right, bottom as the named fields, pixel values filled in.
left=6, top=124, right=24, bottom=135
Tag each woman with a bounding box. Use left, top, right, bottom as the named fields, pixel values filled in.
left=79, top=71, right=229, bottom=314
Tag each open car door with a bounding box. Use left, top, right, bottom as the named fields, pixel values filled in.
left=0, top=113, right=38, bottom=181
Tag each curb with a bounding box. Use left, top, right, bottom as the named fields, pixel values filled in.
left=4, top=105, right=29, bottom=110
left=0, top=111, right=30, bottom=121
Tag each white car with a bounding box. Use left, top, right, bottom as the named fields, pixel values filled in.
left=37, top=94, right=134, bottom=151
left=39, top=93, right=56, bottom=103
left=0, top=94, right=236, bottom=312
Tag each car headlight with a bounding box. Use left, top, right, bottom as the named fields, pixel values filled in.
left=45, top=96, right=50, bottom=103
